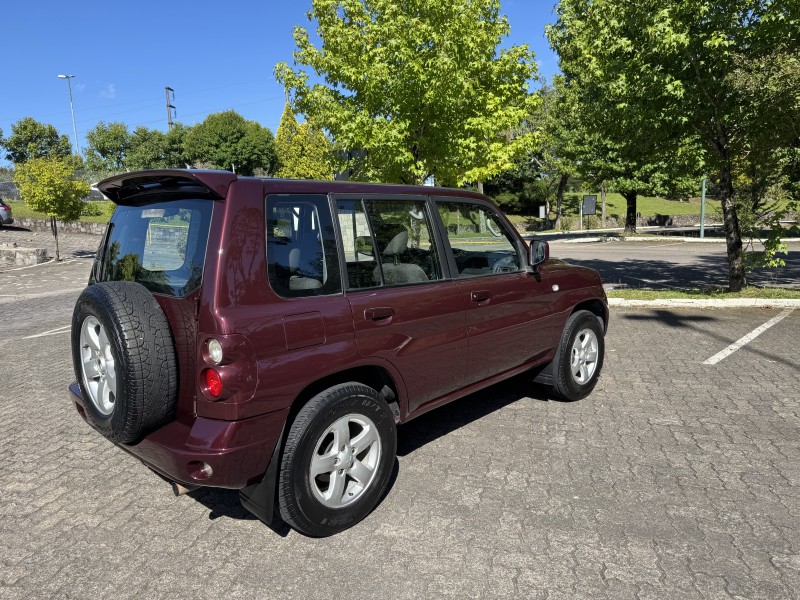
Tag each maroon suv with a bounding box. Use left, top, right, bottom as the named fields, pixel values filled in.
left=69, top=170, right=608, bottom=537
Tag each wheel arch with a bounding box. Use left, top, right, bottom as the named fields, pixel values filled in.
left=239, top=363, right=402, bottom=530
left=287, top=364, right=402, bottom=425
left=571, top=299, right=608, bottom=333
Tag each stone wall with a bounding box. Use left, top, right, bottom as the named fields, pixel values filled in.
left=11, top=217, right=108, bottom=236
left=0, top=243, right=48, bottom=266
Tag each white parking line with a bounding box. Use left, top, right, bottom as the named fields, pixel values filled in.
left=22, top=324, right=72, bottom=340
left=703, top=308, right=795, bottom=365
left=1, top=259, right=77, bottom=272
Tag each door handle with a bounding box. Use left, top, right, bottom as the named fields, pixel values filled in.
left=364, top=307, right=394, bottom=321
left=470, top=290, right=492, bottom=303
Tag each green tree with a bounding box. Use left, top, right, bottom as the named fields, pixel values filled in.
left=274, top=102, right=333, bottom=179
left=13, top=157, right=90, bottom=261
left=1, top=117, right=72, bottom=164
left=275, top=0, right=540, bottom=186
left=84, top=121, right=131, bottom=173
left=164, top=123, right=191, bottom=168
left=126, top=126, right=167, bottom=170
left=183, top=111, right=275, bottom=176
left=548, top=0, right=799, bottom=290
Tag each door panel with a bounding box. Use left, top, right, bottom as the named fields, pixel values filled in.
left=347, top=283, right=468, bottom=412
left=458, top=272, right=554, bottom=384
left=335, top=196, right=468, bottom=414
left=435, top=199, right=554, bottom=384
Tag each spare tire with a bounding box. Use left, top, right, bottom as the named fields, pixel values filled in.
left=71, top=281, right=178, bottom=444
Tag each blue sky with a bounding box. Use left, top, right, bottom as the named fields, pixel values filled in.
left=2, top=0, right=559, bottom=162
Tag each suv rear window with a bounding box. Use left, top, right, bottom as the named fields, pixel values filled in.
left=96, top=199, right=213, bottom=297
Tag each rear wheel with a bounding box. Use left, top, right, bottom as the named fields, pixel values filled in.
left=278, top=383, right=397, bottom=537
left=550, top=310, right=605, bottom=401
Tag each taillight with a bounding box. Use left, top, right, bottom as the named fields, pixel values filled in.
left=204, top=369, right=222, bottom=398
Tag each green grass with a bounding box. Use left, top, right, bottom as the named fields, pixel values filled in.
left=562, top=192, right=722, bottom=218
left=607, top=287, right=800, bottom=300
left=3, top=198, right=115, bottom=224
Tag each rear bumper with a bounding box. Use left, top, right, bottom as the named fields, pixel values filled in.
left=69, top=382, right=286, bottom=489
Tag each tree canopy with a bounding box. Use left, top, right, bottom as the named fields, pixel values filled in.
left=1, top=117, right=72, bottom=164
left=274, top=102, right=333, bottom=180
left=275, top=0, right=540, bottom=185
left=84, top=121, right=130, bottom=172
left=547, top=0, right=799, bottom=289
left=13, top=157, right=90, bottom=260
left=183, top=111, right=275, bottom=176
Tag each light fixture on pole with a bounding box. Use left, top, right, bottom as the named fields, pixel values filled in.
left=57, top=74, right=80, bottom=155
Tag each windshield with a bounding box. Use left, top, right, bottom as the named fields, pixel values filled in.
left=96, top=199, right=213, bottom=297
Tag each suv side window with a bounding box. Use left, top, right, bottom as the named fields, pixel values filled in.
left=336, top=198, right=442, bottom=288
left=266, top=194, right=342, bottom=297
left=437, top=201, right=521, bottom=277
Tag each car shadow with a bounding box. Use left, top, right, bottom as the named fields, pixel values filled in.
left=180, top=377, right=554, bottom=534
left=184, top=457, right=402, bottom=538
left=397, top=376, right=554, bottom=457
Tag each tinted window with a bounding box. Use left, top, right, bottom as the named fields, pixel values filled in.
left=437, top=201, right=521, bottom=277
left=266, top=194, right=342, bottom=298
left=336, top=198, right=442, bottom=288
left=97, top=199, right=212, bottom=297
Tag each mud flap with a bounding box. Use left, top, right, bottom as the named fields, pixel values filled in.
left=239, top=426, right=284, bottom=528
left=532, top=361, right=554, bottom=386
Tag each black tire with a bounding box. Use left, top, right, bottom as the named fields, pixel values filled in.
left=71, top=281, right=178, bottom=444
left=550, top=310, right=605, bottom=401
left=278, top=383, right=397, bottom=537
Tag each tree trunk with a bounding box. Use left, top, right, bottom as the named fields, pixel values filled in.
left=719, top=161, right=746, bottom=291
left=554, top=173, right=568, bottom=230
left=622, top=191, right=637, bottom=234
left=51, top=216, right=61, bottom=262
left=600, top=181, right=607, bottom=228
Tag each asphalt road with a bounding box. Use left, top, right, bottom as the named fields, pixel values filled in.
left=550, top=239, right=800, bottom=289
left=1, top=233, right=799, bottom=599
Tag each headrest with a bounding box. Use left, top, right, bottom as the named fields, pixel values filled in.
left=383, top=230, right=408, bottom=255
left=288, top=247, right=300, bottom=270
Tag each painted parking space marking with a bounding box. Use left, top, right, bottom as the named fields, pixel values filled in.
left=1, top=258, right=77, bottom=272
left=22, top=324, right=72, bottom=340
left=703, top=308, right=795, bottom=365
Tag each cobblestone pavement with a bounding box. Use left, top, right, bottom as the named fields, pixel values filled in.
left=1, top=231, right=799, bottom=599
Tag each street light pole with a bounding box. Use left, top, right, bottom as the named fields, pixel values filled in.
left=57, top=74, right=80, bottom=155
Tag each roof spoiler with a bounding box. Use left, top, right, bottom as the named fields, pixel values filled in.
left=97, top=169, right=238, bottom=204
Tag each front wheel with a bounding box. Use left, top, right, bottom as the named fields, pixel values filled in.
left=550, top=310, right=605, bottom=401
left=277, top=383, right=397, bottom=537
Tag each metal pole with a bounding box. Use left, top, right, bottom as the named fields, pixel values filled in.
left=58, top=74, right=80, bottom=154
left=165, top=86, right=175, bottom=130
left=700, top=177, right=707, bottom=239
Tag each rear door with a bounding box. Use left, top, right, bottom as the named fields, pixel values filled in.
left=433, top=198, right=554, bottom=386
left=336, top=196, right=468, bottom=414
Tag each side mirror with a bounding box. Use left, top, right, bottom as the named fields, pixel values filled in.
left=529, top=239, right=549, bottom=268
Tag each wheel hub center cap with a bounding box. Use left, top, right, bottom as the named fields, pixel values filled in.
left=339, top=449, right=354, bottom=470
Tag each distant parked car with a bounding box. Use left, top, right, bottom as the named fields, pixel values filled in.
left=0, top=199, right=13, bottom=227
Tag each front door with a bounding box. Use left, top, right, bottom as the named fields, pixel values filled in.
left=434, top=199, right=554, bottom=386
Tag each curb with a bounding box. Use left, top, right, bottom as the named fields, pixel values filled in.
left=608, top=298, right=800, bottom=308
left=556, top=236, right=800, bottom=244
